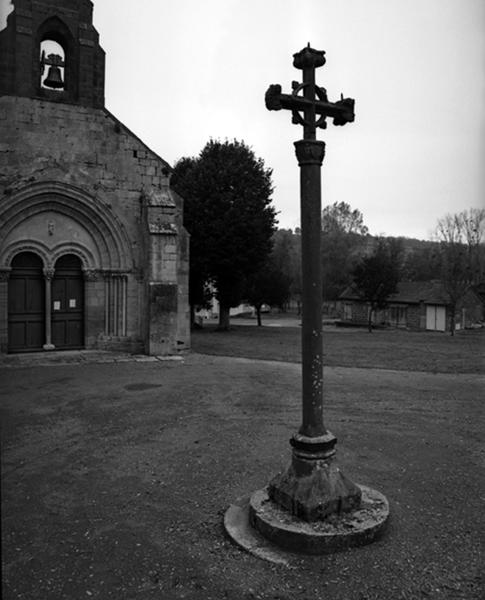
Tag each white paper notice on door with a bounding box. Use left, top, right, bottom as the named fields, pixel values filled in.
left=53, top=301, right=61, bottom=310
left=69, top=299, right=76, bottom=308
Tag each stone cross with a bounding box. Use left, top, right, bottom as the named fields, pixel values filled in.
left=264, top=45, right=361, bottom=521
left=265, top=44, right=355, bottom=140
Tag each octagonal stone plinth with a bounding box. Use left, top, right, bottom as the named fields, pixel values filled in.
left=224, top=485, right=389, bottom=560
left=268, top=454, right=362, bottom=521
left=249, top=485, right=389, bottom=555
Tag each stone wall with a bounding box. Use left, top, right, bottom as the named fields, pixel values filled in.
left=405, top=304, right=423, bottom=330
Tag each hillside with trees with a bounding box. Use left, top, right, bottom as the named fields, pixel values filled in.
left=260, top=206, right=485, bottom=329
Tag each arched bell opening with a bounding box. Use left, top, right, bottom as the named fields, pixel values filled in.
left=36, top=16, right=77, bottom=101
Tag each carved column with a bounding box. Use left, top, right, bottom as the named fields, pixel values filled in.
left=102, top=271, right=128, bottom=337
left=103, top=271, right=110, bottom=335
left=83, top=269, right=99, bottom=348
left=43, top=268, right=55, bottom=350
left=0, top=269, right=11, bottom=353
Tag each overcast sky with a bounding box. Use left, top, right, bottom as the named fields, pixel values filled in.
left=4, top=0, right=485, bottom=239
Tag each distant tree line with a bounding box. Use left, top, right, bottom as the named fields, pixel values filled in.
left=172, top=139, right=484, bottom=332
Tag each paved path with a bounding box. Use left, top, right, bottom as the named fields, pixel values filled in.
left=1, top=353, right=484, bottom=599
left=0, top=349, right=184, bottom=368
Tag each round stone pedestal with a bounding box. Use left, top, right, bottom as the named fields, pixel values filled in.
left=224, top=484, right=389, bottom=562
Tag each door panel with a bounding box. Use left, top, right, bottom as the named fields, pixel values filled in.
left=426, top=305, right=436, bottom=330
left=435, top=306, right=446, bottom=331
left=52, top=255, right=84, bottom=349
left=8, top=252, right=45, bottom=352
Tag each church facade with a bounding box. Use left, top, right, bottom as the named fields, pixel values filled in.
left=0, top=0, right=190, bottom=356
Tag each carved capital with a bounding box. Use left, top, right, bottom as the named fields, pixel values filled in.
left=102, top=270, right=129, bottom=280
left=294, top=140, right=326, bottom=166
left=83, top=269, right=99, bottom=281
left=43, top=268, right=55, bottom=280
left=0, top=269, right=11, bottom=282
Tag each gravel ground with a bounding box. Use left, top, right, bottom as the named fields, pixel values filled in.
left=1, top=352, right=484, bottom=599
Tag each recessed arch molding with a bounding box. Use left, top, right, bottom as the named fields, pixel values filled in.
left=0, top=181, right=135, bottom=272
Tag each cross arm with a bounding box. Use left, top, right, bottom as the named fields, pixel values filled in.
left=265, top=84, right=355, bottom=127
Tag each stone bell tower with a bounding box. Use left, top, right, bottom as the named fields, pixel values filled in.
left=0, top=0, right=105, bottom=107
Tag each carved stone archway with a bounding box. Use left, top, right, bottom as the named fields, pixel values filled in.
left=0, top=181, right=135, bottom=352
left=0, top=181, right=134, bottom=271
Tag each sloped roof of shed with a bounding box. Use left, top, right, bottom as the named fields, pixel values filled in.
left=340, top=281, right=451, bottom=305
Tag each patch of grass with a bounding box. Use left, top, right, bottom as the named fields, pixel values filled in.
left=192, top=323, right=485, bottom=374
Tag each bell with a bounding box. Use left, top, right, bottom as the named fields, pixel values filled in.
left=43, top=65, right=64, bottom=89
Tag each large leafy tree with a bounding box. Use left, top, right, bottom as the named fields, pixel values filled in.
left=322, top=201, right=369, bottom=235
left=321, top=202, right=369, bottom=301
left=401, top=241, right=442, bottom=282
left=270, top=228, right=302, bottom=311
left=459, top=208, right=485, bottom=284
left=244, top=259, right=291, bottom=326
left=171, top=139, right=276, bottom=330
left=169, top=156, right=212, bottom=326
left=434, top=208, right=485, bottom=335
left=352, top=238, right=401, bottom=332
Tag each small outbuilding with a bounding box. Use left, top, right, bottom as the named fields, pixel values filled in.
left=339, top=280, right=484, bottom=332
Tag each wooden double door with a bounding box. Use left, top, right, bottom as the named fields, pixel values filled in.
left=8, top=252, right=84, bottom=352
left=426, top=304, right=446, bottom=332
